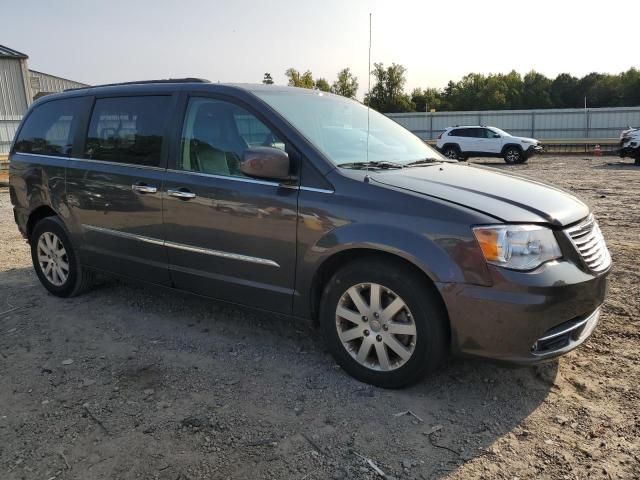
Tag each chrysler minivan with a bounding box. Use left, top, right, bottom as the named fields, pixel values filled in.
left=9, top=80, right=611, bottom=387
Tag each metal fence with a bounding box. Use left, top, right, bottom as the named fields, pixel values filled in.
left=387, top=106, right=640, bottom=141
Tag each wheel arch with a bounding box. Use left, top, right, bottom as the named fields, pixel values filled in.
left=441, top=142, right=461, bottom=152
left=501, top=143, right=523, bottom=155
left=308, top=247, right=451, bottom=344
left=26, top=205, right=59, bottom=239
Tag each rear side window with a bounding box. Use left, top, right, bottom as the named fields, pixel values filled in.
left=14, top=97, right=83, bottom=156
left=452, top=128, right=472, bottom=137
left=84, top=96, right=170, bottom=167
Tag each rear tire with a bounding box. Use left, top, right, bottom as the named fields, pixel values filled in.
left=442, top=145, right=461, bottom=161
left=319, top=258, right=448, bottom=388
left=30, top=217, right=94, bottom=297
left=503, top=147, right=523, bottom=164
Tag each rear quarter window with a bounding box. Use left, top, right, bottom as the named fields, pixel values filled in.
left=13, top=97, right=84, bottom=157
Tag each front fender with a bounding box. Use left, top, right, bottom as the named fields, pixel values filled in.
left=293, top=220, right=492, bottom=318
left=313, top=222, right=469, bottom=283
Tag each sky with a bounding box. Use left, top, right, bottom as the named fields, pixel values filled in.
left=3, top=0, right=638, bottom=99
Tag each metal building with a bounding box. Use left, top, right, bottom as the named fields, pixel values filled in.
left=0, top=44, right=88, bottom=156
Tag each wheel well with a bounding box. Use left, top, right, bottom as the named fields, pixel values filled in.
left=26, top=205, right=57, bottom=239
left=309, top=248, right=451, bottom=341
left=502, top=143, right=523, bottom=155
left=441, top=143, right=460, bottom=151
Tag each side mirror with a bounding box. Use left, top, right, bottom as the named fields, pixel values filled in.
left=492, top=133, right=501, bottom=138
left=240, top=147, right=291, bottom=181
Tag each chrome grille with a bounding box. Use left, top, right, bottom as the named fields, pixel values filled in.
left=565, top=215, right=611, bottom=273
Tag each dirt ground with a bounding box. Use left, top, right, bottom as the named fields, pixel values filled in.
left=0, top=156, right=639, bottom=480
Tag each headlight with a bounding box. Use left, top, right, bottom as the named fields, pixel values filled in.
left=473, top=225, right=561, bottom=270
left=521, top=139, right=534, bottom=144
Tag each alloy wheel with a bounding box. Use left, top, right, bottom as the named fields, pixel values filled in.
left=444, top=148, right=458, bottom=159
left=335, top=283, right=417, bottom=371
left=37, top=232, right=69, bottom=286
left=506, top=149, right=521, bottom=163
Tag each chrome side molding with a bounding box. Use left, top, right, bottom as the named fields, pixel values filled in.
left=82, top=224, right=280, bottom=267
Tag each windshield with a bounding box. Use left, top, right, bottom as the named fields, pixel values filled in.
left=253, top=90, right=445, bottom=165
left=489, top=127, right=511, bottom=137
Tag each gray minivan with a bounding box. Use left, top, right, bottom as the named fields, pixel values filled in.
left=9, top=79, right=611, bottom=387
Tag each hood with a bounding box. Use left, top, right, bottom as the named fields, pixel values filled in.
left=370, top=163, right=589, bottom=227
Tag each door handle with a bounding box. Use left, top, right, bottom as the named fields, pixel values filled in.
left=132, top=183, right=157, bottom=194
left=167, top=188, right=197, bottom=200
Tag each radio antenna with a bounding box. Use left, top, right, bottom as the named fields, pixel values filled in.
left=365, top=12, right=372, bottom=181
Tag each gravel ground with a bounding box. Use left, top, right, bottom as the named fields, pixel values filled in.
left=0, top=156, right=639, bottom=480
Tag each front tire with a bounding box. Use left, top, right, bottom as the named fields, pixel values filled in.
left=504, top=147, right=523, bottom=164
left=320, top=258, right=447, bottom=388
left=30, top=217, right=94, bottom=297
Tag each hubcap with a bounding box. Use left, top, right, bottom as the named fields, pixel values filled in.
left=507, top=150, right=519, bottom=162
left=445, top=149, right=457, bottom=159
left=335, top=283, right=417, bottom=371
left=37, top=232, right=69, bottom=286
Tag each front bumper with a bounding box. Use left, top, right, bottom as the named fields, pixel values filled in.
left=436, top=260, right=609, bottom=364
left=525, top=145, right=543, bottom=157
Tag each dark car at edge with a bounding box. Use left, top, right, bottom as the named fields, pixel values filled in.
left=9, top=80, right=611, bottom=387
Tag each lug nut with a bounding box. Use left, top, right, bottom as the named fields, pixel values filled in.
left=376, top=335, right=382, bottom=342
left=383, top=325, right=388, bottom=331
left=362, top=316, right=368, bottom=322
left=364, top=330, right=370, bottom=336
left=373, top=312, right=380, bottom=319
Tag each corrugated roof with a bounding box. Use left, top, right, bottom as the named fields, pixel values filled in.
left=0, top=45, right=28, bottom=59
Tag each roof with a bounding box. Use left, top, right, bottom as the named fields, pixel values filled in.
left=0, top=45, right=28, bottom=59
left=31, top=80, right=344, bottom=109
left=446, top=125, right=492, bottom=129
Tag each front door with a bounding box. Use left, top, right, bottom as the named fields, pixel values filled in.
left=66, top=95, right=173, bottom=285
left=162, top=96, right=298, bottom=313
left=477, top=128, right=503, bottom=153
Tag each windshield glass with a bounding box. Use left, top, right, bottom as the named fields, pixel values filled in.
left=489, top=127, right=511, bottom=137
left=254, top=90, right=445, bottom=165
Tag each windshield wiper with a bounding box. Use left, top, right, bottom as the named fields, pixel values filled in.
left=338, top=160, right=405, bottom=170
left=404, top=158, right=448, bottom=167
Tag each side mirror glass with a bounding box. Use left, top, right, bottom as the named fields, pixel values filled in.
left=492, top=133, right=501, bottom=138
left=240, top=146, right=291, bottom=181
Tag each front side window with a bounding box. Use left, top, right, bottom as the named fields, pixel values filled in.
left=14, top=97, right=83, bottom=156
left=483, top=128, right=500, bottom=138
left=84, top=96, right=170, bottom=167
left=253, top=90, right=444, bottom=166
left=179, top=97, right=285, bottom=177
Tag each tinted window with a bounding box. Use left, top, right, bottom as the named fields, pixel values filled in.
left=179, top=97, right=285, bottom=177
left=14, top=97, right=83, bottom=156
left=453, top=128, right=473, bottom=137
left=84, top=96, right=170, bottom=167
left=448, top=129, right=461, bottom=137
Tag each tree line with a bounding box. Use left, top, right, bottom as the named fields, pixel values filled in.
left=262, top=68, right=359, bottom=99
left=262, top=65, right=640, bottom=113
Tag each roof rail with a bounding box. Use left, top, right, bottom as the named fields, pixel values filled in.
left=64, top=78, right=210, bottom=92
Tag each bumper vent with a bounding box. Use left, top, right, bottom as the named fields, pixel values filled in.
left=565, top=215, right=611, bottom=273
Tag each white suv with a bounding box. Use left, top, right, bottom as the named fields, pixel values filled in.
left=436, top=126, right=542, bottom=164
